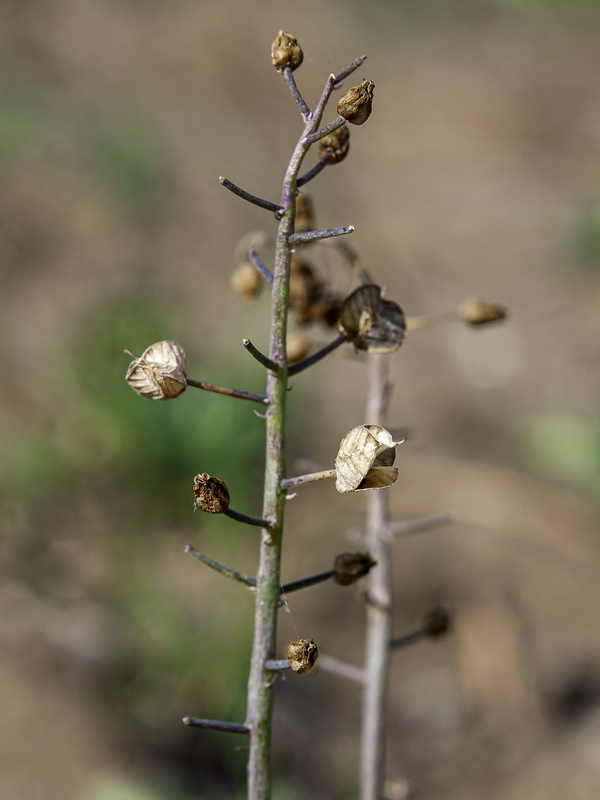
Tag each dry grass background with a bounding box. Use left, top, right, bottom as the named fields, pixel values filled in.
left=1, top=1, right=599, bottom=799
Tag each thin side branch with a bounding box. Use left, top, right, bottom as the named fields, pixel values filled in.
left=225, top=507, right=272, bottom=528
left=282, top=66, right=311, bottom=119
left=290, top=225, right=354, bottom=245
left=389, top=629, right=428, bottom=650
left=279, top=570, right=335, bottom=594
left=304, top=117, right=346, bottom=145
left=265, top=659, right=292, bottom=671
left=184, top=545, right=256, bottom=587
left=248, top=248, right=274, bottom=285
left=219, top=176, right=282, bottom=215
left=186, top=378, right=268, bottom=405
left=297, top=156, right=328, bottom=187
left=318, top=654, right=367, bottom=684
left=288, top=334, right=346, bottom=376
left=243, top=338, right=280, bottom=373
left=387, top=513, right=452, bottom=538
left=183, top=717, right=250, bottom=735
left=281, top=469, right=336, bottom=490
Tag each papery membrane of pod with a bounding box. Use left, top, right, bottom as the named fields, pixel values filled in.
left=333, top=552, right=377, bottom=586
left=337, top=80, right=375, bottom=126
left=125, top=340, right=187, bottom=400
left=271, top=31, right=303, bottom=72
left=287, top=639, right=319, bottom=675
left=335, top=424, right=402, bottom=493
left=193, top=473, right=230, bottom=514
left=338, top=284, right=406, bottom=354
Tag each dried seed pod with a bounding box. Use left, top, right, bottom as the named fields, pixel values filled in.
left=289, top=258, right=323, bottom=315
left=231, top=261, right=262, bottom=302
left=287, top=638, right=319, bottom=674
left=335, top=424, right=404, bottom=493
left=125, top=340, right=187, bottom=400
left=318, top=125, right=350, bottom=165
left=459, top=298, right=507, bottom=326
left=337, top=80, right=375, bottom=126
left=294, top=193, right=316, bottom=235
left=286, top=332, right=310, bottom=364
left=423, top=606, right=452, bottom=638
left=192, top=473, right=230, bottom=514
left=338, top=284, right=406, bottom=354
left=271, top=31, right=303, bottom=72
left=333, top=552, right=377, bottom=586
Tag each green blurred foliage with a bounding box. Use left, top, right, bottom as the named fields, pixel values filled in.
left=571, top=203, right=600, bottom=273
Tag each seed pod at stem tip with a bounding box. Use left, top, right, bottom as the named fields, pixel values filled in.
left=287, top=639, right=319, bottom=674
left=318, top=125, right=350, bottom=165
left=333, top=552, right=377, bottom=585
left=423, top=606, right=452, bottom=638
left=335, top=424, right=404, bottom=493
left=271, top=31, right=303, bottom=72
left=193, top=473, right=230, bottom=514
left=459, top=298, right=507, bottom=326
left=125, top=341, right=187, bottom=400
left=337, top=80, right=375, bottom=125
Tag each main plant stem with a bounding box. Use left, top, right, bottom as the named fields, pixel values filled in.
left=361, top=354, right=394, bottom=800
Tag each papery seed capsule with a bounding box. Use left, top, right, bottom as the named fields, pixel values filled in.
left=192, top=473, right=230, bottom=514
left=459, top=298, right=507, bottom=326
left=231, top=261, right=262, bottom=302
left=337, top=80, right=375, bottom=126
left=271, top=31, right=303, bottom=72
left=289, top=258, right=323, bottom=315
left=125, top=340, right=187, bottom=400
left=287, top=638, right=319, bottom=674
left=338, top=284, right=406, bottom=354
left=333, top=552, right=377, bottom=585
left=335, top=424, right=403, bottom=494
left=318, top=125, right=350, bottom=165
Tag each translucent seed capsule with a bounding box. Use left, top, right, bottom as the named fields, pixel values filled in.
left=338, top=284, right=406, bottom=354
left=335, top=424, right=404, bottom=494
left=125, top=341, right=187, bottom=400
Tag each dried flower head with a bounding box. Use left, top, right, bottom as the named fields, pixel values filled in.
left=192, top=473, right=230, bottom=514
left=318, top=125, right=350, bottom=165
left=271, top=31, right=303, bottom=72
left=287, top=638, right=319, bottom=674
left=338, top=284, right=406, bottom=353
left=125, top=340, right=187, bottom=400
left=335, top=424, right=405, bottom=493
left=333, top=552, right=377, bottom=585
left=294, top=193, right=316, bottom=235
left=286, top=332, right=310, bottom=364
left=423, top=606, right=452, bottom=638
left=337, top=80, right=374, bottom=125
left=231, top=261, right=262, bottom=302
left=459, top=298, right=507, bottom=326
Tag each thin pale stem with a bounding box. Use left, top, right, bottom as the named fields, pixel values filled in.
left=406, top=310, right=458, bottom=331
left=389, top=629, right=428, bottom=650
left=288, top=334, right=346, bottom=376
left=387, top=513, right=452, bottom=538
left=265, top=659, right=292, bottom=671
left=184, top=545, right=256, bottom=587
left=289, top=225, right=354, bottom=245
left=183, top=717, right=250, bottom=735
left=186, top=378, right=268, bottom=405
left=282, top=66, right=311, bottom=119
left=248, top=248, right=274, bottom=285
left=318, top=654, right=367, bottom=684
left=243, top=338, right=280, bottom=373
left=361, top=354, right=394, bottom=800
left=219, top=176, right=282, bottom=215
left=297, top=156, right=328, bottom=187
left=281, top=469, right=336, bottom=490
left=304, top=116, right=346, bottom=145
left=279, top=569, right=335, bottom=594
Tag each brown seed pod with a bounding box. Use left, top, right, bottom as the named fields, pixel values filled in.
left=338, top=284, right=406, bottom=354
left=286, top=332, right=310, bottom=365
left=125, top=340, right=187, bottom=400
left=335, top=424, right=403, bottom=494
left=423, top=606, right=452, bottom=638
left=271, top=31, right=303, bottom=72
left=459, top=298, right=507, bottom=326
left=294, top=193, right=316, bottom=236
left=287, top=638, right=319, bottom=674
left=192, top=473, right=230, bottom=514
left=231, top=261, right=262, bottom=302
left=289, top=258, right=323, bottom=315
left=333, top=552, right=377, bottom=586
left=337, top=80, right=375, bottom=126
left=318, top=125, right=350, bottom=165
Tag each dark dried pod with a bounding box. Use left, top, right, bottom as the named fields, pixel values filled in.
left=286, top=332, right=310, bottom=364
left=231, top=261, right=262, bottom=302
left=337, top=80, right=375, bottom=126
left=423, top=606, right=452, bottom=638
left=333, top=552, right=377, bottom=586
left=318, top=125, right=350, bottom=165
left=193, top=473, right=230, bottom=514
left=287, top=638, right=319, bottom=674
left=459, top=298, right=507, bottom=326
left=338, top=284, right=406, bottom=354
left=289, top=258, right=323, bottom=314
left=294, top=193, right=316, bottom=235
left=125, top=341, right=187, bottom=400
left=271, top=31, right=303, bottom=72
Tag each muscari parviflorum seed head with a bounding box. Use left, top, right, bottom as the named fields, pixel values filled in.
left=271, top=31, right=303, bottom=72
left=287, top=639, right=319, bottom=674
left=193, top=473, right=231, bottom=514
left=125, top=340, right=187, bottom=400
left=337, top=80, right=375, bottom=125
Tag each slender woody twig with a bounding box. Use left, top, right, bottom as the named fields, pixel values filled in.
left=289, top=225, right=354, bottom=245
left=219, top=176, right=282, bottom=215
left=186, top=378, right=268, bottom=405
left=184, top=545, right=256, bottom=588
left=288, top=334, right=346, bottom=376
left=243, top=338, right=280, bottom=373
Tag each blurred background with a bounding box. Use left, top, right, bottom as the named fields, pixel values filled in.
left=1, top=1, right=599, bottom=798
